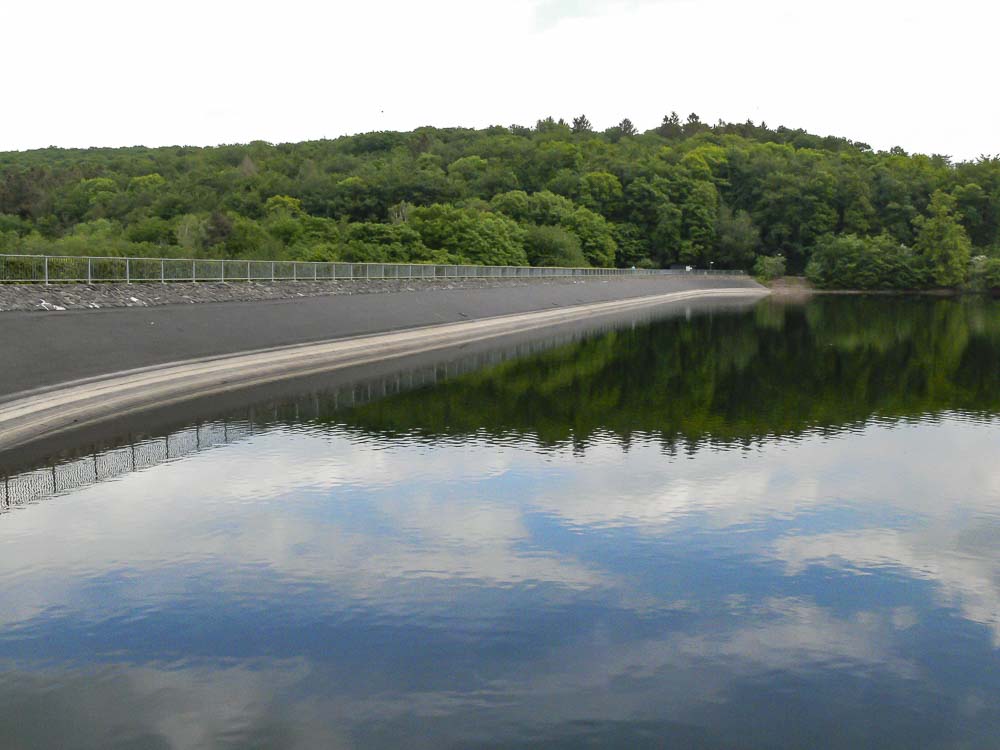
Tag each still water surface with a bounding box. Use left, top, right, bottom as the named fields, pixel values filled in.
left=1, top=296, right=999, bottom=749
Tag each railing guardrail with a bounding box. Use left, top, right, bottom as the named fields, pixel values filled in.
left=0, top=253, right=745, bottom=285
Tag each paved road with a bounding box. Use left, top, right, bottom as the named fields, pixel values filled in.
left=2, top=276, right=763, bottom=398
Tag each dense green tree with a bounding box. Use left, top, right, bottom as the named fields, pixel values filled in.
left=340, top=222, right=442, bottom=263
left=125, top=216, right=174, bottom=245
left=446, top=155, right=496, bottom=199
left=611, top=222, right=649, bottom=267
left=410, top=204, right=528, bottom=266
left=753, top=156, right=838, bottom=270
left=678, top=180, right=718, bottom=265
left=224, top=216, right=270, bottom=257
left=969, top=255, right=1000, bottom=290
left=489, top=190, right=531, bottom=222
left=952, top=182, right=997, bottom=247
left=128, top=173, right=167, bottom=195
left=655, top=112, right=683, bottom=139
left=683, top=113, right=708, bottom=137
left=523, top=224, right=587, bottom=267
left=523, top=190, right=574, bottom=224
left=0, top=115, right=997, bottom=285
left=525, top=141, right=581, bottom=189
left=806, top=233, right=928, bottom=290
left=562, top=207, right=617, bottom=267
left=571, top=115, right=593, bottom=134
left=714, top=205, right=759, bottom=268
left=753, top=254, right=786, bottom=281
left=577, top=171, right=623, bottom=218
left=913, top=191, right=973, bottom=287
left=204, top=211, right=234, bottom=248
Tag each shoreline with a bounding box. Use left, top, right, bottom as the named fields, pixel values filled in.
left=766, top=277, right=998, bottom=298
left=0, top=286, right=768, bottom=456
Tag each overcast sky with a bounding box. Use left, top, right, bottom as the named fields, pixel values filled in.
left=3, top=0, right=996, bottom=160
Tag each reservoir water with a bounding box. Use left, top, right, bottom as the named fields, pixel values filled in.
left=1, top=295, right=999, bottom=749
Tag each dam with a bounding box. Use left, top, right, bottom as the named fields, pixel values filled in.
left=0, top=269, right=765, bottom=456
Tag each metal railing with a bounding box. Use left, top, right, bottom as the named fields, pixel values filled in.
left=0, top=253, right=745, bottom=285
left=3, top=419, right=255, bottom=510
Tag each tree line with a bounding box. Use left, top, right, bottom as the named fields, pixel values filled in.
left=1, top=113, right=999, bottom=289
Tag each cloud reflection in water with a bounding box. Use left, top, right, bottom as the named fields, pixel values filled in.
left=1, top=296, right=999, bottom=748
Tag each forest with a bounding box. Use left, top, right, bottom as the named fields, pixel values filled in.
left=2, top=114, right=1000, bottom=290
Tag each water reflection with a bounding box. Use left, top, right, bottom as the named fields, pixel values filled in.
left=0, top=296, right=999, bottom=749
left=341, top=295, right=1000, bottom=444
left=3, top=308, right=675, bottom=509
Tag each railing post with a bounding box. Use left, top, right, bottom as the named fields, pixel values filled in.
left=87, top=257, right=92, bottom=284
left=126, top=257, right=130, bottom=284
left=271, top=261, right=275, bottom=282
left=314, top=263, right=317, bottom=281
left=293, top=263, right=297, bottom=281
left=44, top=256, right=49, bottom=285
left=161, top=259, right=165, bottom=284
left=247, top=260, right=251, bottom=282
left=220, top=260, right=224, bottom=283
left=192, top=260, right=196, bottom=283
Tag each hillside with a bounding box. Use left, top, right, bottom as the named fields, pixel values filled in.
left=2, top=114, right=999, bottom=288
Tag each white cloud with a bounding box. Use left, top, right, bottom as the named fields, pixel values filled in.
left=2, top=413, right=999, bottom=745
left=4, top=415, right=998, bottom=630
left=0, top=660, right=354, bottom=749
left=773, top=524, right=1000, bottom=645
left=0, top=597, right=916, bottom=746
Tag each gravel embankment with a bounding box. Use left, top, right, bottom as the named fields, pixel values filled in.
left=0, top=277, right=646, bottom=312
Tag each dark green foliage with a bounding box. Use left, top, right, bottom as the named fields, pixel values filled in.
left=571, top=115, right=592, bottom=134
left=340, top=222, right=443, bottom=264
left=561, top=207, right=616, bottom=267
left=913, top=191, right=973, bottom=287
left=125, top=216, right=173, bottom=245
left=968, top=255, right=1000, bottom=291
left=806, top=234, right=929, bottom=290
left=1, top=117, right=999, bottom=284
left=577, top=171, right=622, bottom=218
left=714, top=205, right=760, bottom=268
left=337, top=298, right=1000, bottom=445
left=754, top=255, right=786, bottom=281
left=523, top=224, right=587, bottom=267
left=611, top=222, right=649, bottom=268
left=410, top=204, right=528, bottom=266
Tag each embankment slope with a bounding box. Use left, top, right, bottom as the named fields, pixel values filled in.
left=0, top=276, right=767, bottom=457
left=2, top=276, right=763, bottom=397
